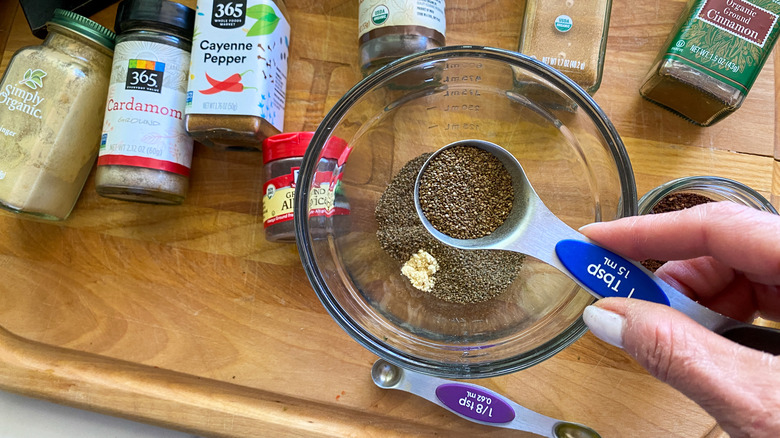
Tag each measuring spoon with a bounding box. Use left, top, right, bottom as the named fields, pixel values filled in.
left=371, top=359, right=601, bottom=438
left=413, top=139, right=780, bottom=355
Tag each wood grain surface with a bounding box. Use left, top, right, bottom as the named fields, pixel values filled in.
left=1, top=0, right=776, bottom=437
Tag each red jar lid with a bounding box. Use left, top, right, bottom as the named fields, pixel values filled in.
left=262, top=132, right=348, bottom=164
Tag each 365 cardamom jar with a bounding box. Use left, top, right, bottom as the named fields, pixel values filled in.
left=95, top=0, right=196, bottom=205
left=0, top=9, right=115, bottom=220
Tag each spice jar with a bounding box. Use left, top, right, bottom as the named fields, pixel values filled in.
left=518, top=0, right=612, bottom=94
left=639, top=0, right=780, bottom=126
left=95, top=0, right=195, bottom=205
left=262, top=132, right=350, bottom=243
left=638, top=176, right=777, bottom=271
left=185, top=0, right=291, bottom=150
left=358, top=0, right=446, bottom=76
left=0, top=9, right=115, bottom=220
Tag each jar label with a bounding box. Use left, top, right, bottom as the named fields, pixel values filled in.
left=663, top=0, right=780, bottom=91
left=99, top=40, right=193, bottom=176
left=185, top=0, right=290, bottom=131
left=262, top=168, right=349, bottom=227
left=358, top=0, right=446, bottom=39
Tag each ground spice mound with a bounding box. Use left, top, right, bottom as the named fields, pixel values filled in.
left=418, top=145, right=514, bottom=239
left=641, top=192, right=715, bottom=272
left=375, top=154, right=524, bottom=304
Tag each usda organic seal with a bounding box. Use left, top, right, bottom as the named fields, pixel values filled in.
left=372, top=5, right=389, bottom=25
left=554, top=15, right=573, bottom=32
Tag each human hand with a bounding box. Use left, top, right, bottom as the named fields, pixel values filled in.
left=579, top=201, right=780, bottom=438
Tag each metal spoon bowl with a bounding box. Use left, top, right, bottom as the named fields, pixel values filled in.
left=413, top=139, right=780, bottom=355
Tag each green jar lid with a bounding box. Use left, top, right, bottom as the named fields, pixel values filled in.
left=48, top=9, right=116, bottom=50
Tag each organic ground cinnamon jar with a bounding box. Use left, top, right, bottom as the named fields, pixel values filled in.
left=262, top=132, right=350, bottom=243
left=185, top=0, right=291, bottom=150
left=639, top=0, right=780, bottom=126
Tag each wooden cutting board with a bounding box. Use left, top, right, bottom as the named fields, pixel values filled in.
left=1, top=1, right=777, bottom=437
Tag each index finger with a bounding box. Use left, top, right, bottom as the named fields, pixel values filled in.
left=580, top=202, right=780, bottom=280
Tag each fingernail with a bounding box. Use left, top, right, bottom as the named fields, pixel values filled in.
left=583, top=305, right=625, bottom=349
left=577, top=223, right=596, bottom=232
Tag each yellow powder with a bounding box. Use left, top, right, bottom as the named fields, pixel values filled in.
left=401, top=249, right=439, bottom=292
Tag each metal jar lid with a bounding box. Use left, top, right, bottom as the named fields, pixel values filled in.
left=114, top=0, right=196, bottom=40
left=48, top=9, right=116, bottom=50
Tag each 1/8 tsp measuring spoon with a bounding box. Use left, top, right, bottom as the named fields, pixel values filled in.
left=414, top=139, right=780, bottom=355
left=371, top=359, right=601, bottom=438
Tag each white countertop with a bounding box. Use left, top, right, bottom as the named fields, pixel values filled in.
left=0, top=390, right=201, bottom=438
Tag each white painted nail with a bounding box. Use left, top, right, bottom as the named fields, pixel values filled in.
left=583, top=305, right=626, bottom=349
left=577, top=223, right=596, bottom=232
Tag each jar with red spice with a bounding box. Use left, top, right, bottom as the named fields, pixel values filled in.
left=262, top=132, right=350, bottom=243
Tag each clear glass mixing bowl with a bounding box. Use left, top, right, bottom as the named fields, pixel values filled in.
left=295, top=46, right=637, bottom=378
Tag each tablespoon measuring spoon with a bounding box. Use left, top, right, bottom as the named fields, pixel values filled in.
left=414, top=139, right=780, bottom=355
left=371, top=359, right=601, bottom=438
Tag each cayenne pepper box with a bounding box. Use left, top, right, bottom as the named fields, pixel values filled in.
left=185, top=0, right=291, bottom=151
left=95, top=0, right=196, bottom=205
left=640, top=0, right=780, bottom=126
left=262, top=132, right=350, bottom=243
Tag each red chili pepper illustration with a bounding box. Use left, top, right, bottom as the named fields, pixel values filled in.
left=199, top=71, right=255, bottom=94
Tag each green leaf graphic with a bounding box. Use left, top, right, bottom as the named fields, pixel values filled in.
left=20, top=68, right=47, bottom=89
left=246, top=5, right=279, bottom=36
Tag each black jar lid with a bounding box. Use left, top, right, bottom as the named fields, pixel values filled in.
left=115, top=0, right=195, bottom=39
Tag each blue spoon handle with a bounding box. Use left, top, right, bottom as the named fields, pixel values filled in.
left=555, top=238, right=780, bottom=355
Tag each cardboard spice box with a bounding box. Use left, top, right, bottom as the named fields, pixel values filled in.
left=18, top=0, right=120, bottom=38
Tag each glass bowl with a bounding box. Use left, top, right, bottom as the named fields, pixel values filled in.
left=295, top=46, right=637, bottom=378
left=639, top=176, right=778, bottom=215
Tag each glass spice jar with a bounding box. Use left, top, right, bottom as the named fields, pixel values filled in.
left=0, top=9, right=115, bottom=220
left=358, top=0, right=446, bottom=76
left=95, top=0, right=196, bottom=205
left=638, top=176, right=777, bottom=271
left=262, top=132, right=350, bottom=243
left=518, top=0, right=612, bottom=94
left=639, top=0, right=780, bottom=126
left=184, top=0, right=291, bottom=151
left=639, top=176, right=777, bottom=215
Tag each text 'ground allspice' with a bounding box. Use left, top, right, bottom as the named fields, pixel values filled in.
left=418, top=145, right=514, bottom=239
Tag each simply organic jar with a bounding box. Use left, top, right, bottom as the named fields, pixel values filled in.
left=0, top=9, right=115, bottom=220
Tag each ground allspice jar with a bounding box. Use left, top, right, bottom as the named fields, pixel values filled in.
left=639, top=0, right=780, bottom=126
left=95, top=0, right=196, bottom=205
left=519, top=0, right=612, bottom=94
left=358, top=0, right=446, bottom=76
left=262, top=132, right=350, bottom=243
left=0, top=9, right=115, bottom=220
left=185, top=0, right=291, bottom=150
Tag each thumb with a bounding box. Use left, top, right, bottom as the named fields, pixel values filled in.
left=583, top=297, right=780, bottom=437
